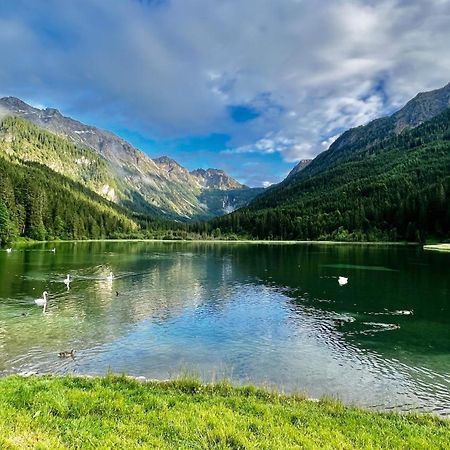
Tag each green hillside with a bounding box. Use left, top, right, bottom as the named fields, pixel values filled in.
left=0, top=117, right=120, bottom=200
left=0, top=154, right=139, bottom=245
left=202, top=108, right=450, bottom=242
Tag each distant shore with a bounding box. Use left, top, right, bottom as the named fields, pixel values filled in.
left=11, top=238, right=421, bottom=246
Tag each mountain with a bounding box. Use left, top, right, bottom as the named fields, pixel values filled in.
left=202, top=84, right=450, bottom=242
left=151, top=156, right=262, bottom=217
left=0, top=142, right=139, bottom=244
left=152, top=156, right=199, bottom=188
left=289, top=82, right=450, bottom=179
left=152, top=157, right=245, bottom=190
left=286, top=159, right=312, bottom=178
left=0, top=97, right=261, bottom=220
left=190, top=168, right=244, bottom=190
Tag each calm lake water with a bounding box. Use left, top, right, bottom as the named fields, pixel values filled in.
left=1, top=242, right=449, bottom=414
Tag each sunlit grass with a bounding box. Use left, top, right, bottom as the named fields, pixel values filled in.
left=0, top=375, right=448, bottom=449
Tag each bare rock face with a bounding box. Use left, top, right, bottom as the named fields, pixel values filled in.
left=393, top=82, right=450, bottom=132
left=286, top=159, right=312, bottom=178
left=0, top=96, right=260, bottom=219
left=190, top=168, right=245, bottom=190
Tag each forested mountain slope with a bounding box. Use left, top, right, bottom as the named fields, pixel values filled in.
left=288, top=82, right=450, bottom=181
left=202, top=107, right=450, bottom=241
left=0, top=155, right=138, bottom=245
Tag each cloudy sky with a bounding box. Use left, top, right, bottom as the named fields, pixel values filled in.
left=1, top=0, right=449, bottom=186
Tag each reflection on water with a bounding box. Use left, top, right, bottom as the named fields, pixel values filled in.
left=0, top=242, right=449, bottom=415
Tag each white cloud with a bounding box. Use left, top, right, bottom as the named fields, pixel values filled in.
left=0, top=0, right=449, bottom=169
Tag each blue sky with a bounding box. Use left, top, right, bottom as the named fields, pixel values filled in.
left=0, top=0, right=450, bottom=186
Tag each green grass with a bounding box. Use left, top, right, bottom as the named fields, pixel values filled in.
left=0, top=376, right=448, bottom=449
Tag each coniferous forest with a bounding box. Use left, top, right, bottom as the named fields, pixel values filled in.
left=0, top=155, right=139, bottom=244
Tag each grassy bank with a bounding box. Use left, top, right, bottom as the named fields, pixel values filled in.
left=0, top=376, right=448, bottom=449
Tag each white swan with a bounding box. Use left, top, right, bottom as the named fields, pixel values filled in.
left=34, top=291, right=48, bottom=312
left=106, top=271, right=114, bottom=282
left=338, top=276, right=348, bottom=286
left=6, top=248, right=12, bottom=253
left=395, top=310, right=414, bottom=315
left=64, top=274, right=71, bottom=289
left=51, top=248, right=56, bottom=253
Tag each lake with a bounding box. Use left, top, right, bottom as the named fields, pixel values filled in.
left=0, top=241, right=449, bottom=415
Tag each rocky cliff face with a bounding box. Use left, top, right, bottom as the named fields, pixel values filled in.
left=0, top=97, right=260, bottom=220
left=190, top=168, right=244, bottom=190
left=286, top=159, right=312, bottom=178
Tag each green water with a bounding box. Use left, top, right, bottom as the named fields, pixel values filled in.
left=0, top=242, right=449, bottom=414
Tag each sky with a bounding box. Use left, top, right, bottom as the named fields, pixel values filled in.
left=0, top=0, right=450, bottom=187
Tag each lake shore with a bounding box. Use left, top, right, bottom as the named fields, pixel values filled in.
left=0, top=375, right=448, bottom=449
left=11, top=238, right=420, bottom=246
left=423, top=243, right=450, bottom=252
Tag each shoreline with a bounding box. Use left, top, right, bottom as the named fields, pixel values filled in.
left=11, top=238, right=421, bottom=246
left=0, top=374, right=448, bottom=448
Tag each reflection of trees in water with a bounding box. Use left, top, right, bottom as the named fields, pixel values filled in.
left=0, top=243, right=242, bottom=366
left=1, top=242, right=449, bottom=384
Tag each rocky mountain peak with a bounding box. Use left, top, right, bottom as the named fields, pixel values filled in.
left=286, top=159, right=312, bottom=178
left=153, top=156, right=185, bottom=171
left=190, top=168, right=244, bottom=190
left=392, top=82, right=450, bottom=132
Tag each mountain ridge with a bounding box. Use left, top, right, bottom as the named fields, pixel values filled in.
left=0, top=97, right=260, bottom=220
left=288, top=82, right=450, bottom=180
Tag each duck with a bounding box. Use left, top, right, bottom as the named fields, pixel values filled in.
left=34, top=291, right=48, bottom=313
left=338, top=276, right=348, bottom=286
left=107, top=271, right=114, bottom=282
left=6, top=248, right=12, bottom=253
left=58, top=350, right=75, bottom=359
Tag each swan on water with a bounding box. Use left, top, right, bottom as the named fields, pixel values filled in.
left=107, top=271, right=114, bottom=281
left=338, top=276, right=348, bottom=286
left=64, top=274, right=71, bottom=286
left=51, top=248, right=56, bottom=253
left=35, top=291, right=48, bottom=312
left=395, top=310, right=414, bottom=315
left=6, top=248, right=12, bottom=253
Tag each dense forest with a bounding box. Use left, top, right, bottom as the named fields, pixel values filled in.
left=0, top=154, right=140, bottom=244
left=196, top=108, right=450, bottom=242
